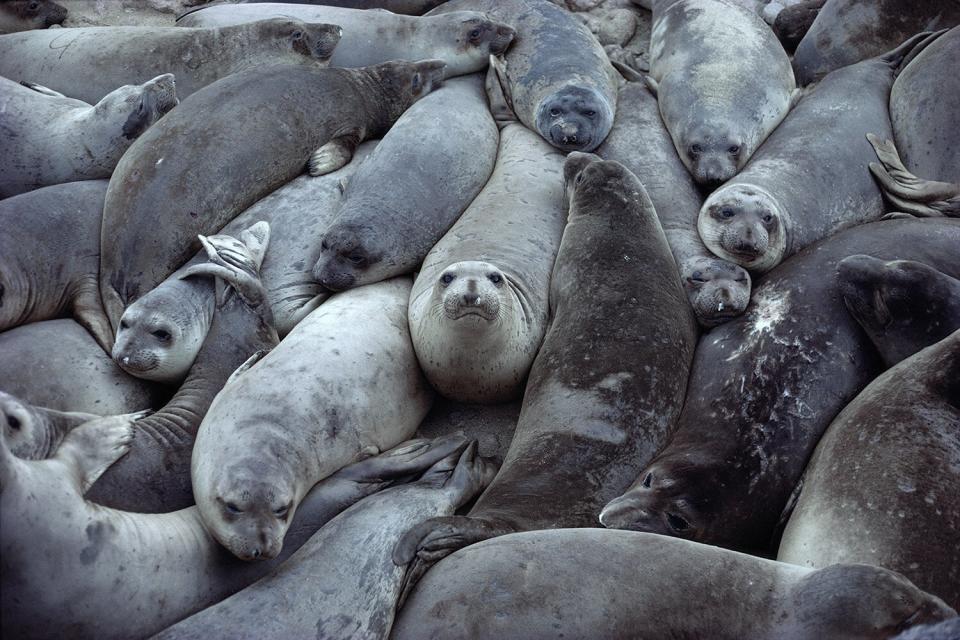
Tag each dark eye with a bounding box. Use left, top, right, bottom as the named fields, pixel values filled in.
left=224, top=502, right=242, bottom=514
left=736, top=276, right=749, bottom=284
left=28, top=1, right=40, bottom=12
left=488, top=273, right=503, bottom=284
left=321, top=240, right=329, bottom=251
left=440, top=273, right=455, bottom=285
left=347, top=253, right=365, bottom=266
left=686, top=275, right=706, bottom=285
left=690, top=144, right=702, bottom=155
left=762, top=213, right=774, bottom=224
left=291, top=31, right=303, bottom=40
left=728, top=145, right=740, bottom=154
left=641, top=472, right=652, bottom=488
left=550, top=108, right=561, bottom=117
left=119, top=320, right=129, bottom=330
left=584, top=110, right=596, bottom=118
left=7, top=415, right=21, bottom=431
left=666, top=512, right=691, bottom=533
left=720, top=208, right=736, bottom=219
left=151, top=329, right=172, bottom=342
left=273, top=504, right=290, bottom=518
left=469, top=28, right=482, bottom=39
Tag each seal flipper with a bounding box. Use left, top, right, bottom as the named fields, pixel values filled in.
left=19, top=80, right=68, bottom=99
left=308, top=132, right=360, bottom=177
left=485, top=55, right=517, bottom=129
left=54, top=411, right=147, bottom=493
left=867, top=134, right=960, bottom=218
left=73, top=279, right=116, bottom=353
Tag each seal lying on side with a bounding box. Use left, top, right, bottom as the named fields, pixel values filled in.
left=86, top=226, right=281, bottom=514
left=408, top=123, right=566, bottom=403
left=430, top=0, right=618, bottom=152
left=155, top=444, right=495, bottom=640
left=772, top=0, right=825, bottom=52
left=0, top=20, right=341, bottom=103
left=393, top=529, right=956, bottom=640
left=394, top=155, right=698, bottom=597
left=0, top=319, right=164, bottom=416
left=598, top=219, right=960, bottom=552
left=193, top=277, right=433, bottom=561
left=176, top=5, right=515, bottom=78
left=313, top=74, right=497, bottom=292
left=99, top=59, right=444, bottom=329
left=0, top=0, right=65, bottom=34
left=236, top=0, right=450, bottom=14
left=0, top=74, right=177, bottom=198
left=778, top=330, right=960, bottom=610
left=646, top=0, right=797, bottom=186
left=0, top=392, right=96, bottom=460
left=598, top=75, right=751, bottom=327
left=0, top=180, right=113, bottom=350
left=838, top=255, right=960, bottom=367
left=792, top=0, right=960, bottom=86
left=0, top=408, right=472, bottom=640
left=697, top=35, right=930, bottom=273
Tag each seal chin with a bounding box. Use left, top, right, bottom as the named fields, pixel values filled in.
left=535, top=87, right=613, bottom=153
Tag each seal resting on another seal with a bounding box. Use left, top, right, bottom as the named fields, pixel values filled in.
left=0, top=391, right=96, bottom=460
left=393, top=154, right=698, bottom=598
left=838, top=255, right=960, bottom=367
left=645, top=0, right=798, bottom=187
left=772, top=0, right=825, bottom=52
left=0, top=19, right=341, bottom=103
left=0, top=0, right=65, bottom=34
left=312, top=74, right=497, bottom=292
left=430, top=0, right=618, bottom=152
left=392, top=529, right=956, bottom=640
left=192, top=277, right=433, bottom=561
left=176, top=4, right=515, bottom=78
left=697, top=34, right=932, bottom=274
left=892, top=619, right=960, bottom=640
left=598, top=74, right=751, bottom=327
left=408, top=123, right=567, bottom=403
left=98, top=59, right=444, bottom=330
left=0, top=180, right=113, bottom=350
left=598, top=218, right=960, bottom=552
left=0, top=74, right=177, bottom=198
left=154, top=444, right=495, bottom=640
left=778, top=330, right=960, bottom=611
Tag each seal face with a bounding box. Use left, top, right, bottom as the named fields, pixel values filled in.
left=436, top=261, right=505, bottom=322
left=0, top=0, right=66, bottom=33
left=535, top=86, right=614, bottom=153
left=312, top=224, right=378, bottom=292
left=683, top=257, right=752, bottom=326
left=678, top=122, right=747, bottom=187
left=699, top=184, right=787, bottom=272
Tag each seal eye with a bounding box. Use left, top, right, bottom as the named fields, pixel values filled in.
left=7, top=415, right=21, bottom=432
left=686, top=275, right=707, bottom=285
left=488, top=274, right=503, bottom=284
left=666, top=512, right=691, bottom=533
left=347, top=253, right=365, bottom=266
left=321, top=240, right=329, bottom=251
left=719, top=208, right=736, bottom=220
left=689, top=144, right=703, bottom=155
left=728, top=145, right=740, bottom=154
left=151, top=329, right=172, bottom=342
left=28, top=1, right=40, bottom=13
left=273, top=504, right=290, bottom=518
left=224, top=502, right=242, bottom=515
left=291, top=31, right=303, bottom=40
left=440, top=273, right=455, bottom=285
left=469, top=28, right=482, bottom=40
left=550, top=108, right=561, bottom=117
left=641, top=472, right=653, bottom=488
left=761, top=213, right=774, bottom=225
left=119, top=320, right=129, bottom=330
left=584, top=110, right=596, bottom=118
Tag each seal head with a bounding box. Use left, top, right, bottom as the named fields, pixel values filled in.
left=682, top=256, right=752, bottom=327
left=0, top=0, right=67, bottom=32
left=698, top=183, right=788, bottom=273
left=0, top=391, right=97, bottom=460
left=110, top=73, right=179, bottom=141
left=444, top=14, right=515, bottom=76
left=678, top=122, right=747, bottom=187
left=255, top=18, right=341, bottom=64
left=535, top=86, right=614, bottom=153
left=436, top=261, right=505, bottom=323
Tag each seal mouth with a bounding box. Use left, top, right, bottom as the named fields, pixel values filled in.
left=115, top=356, right=157, bottom=375
left=449, top=309, right=495, bottom=321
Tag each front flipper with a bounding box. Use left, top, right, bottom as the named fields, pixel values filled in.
left=74, top=282, right=116, bottom=353
left=867, top=133, right=960, bottom=217
left=308, top=133, right=360, bottom=177
left=485, top=55, right=517, bottom=129
left=20, top=81, right=68, bottom=99
left=55, top=410, right=148, bottom=493
left=333, top=435, right=471, bottom=486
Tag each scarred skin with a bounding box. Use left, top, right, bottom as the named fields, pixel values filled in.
left=0, top=19, right=341, bottom=103
left=0, top=0, right=66, bottom=35
left=598, top=219, right=960, bottom=552
left=778, top=331, right=960, bottom=611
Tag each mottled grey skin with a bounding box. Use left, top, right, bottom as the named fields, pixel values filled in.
left=597, top=219, right=960, bottom=552
left=866, top=134, right=960, bottom=218
left=598, top=78, right=751, bottom=327
left=0, top=20, right=340, bottom=104
left=647, top=0, right=797, bottom=187
left=0, top=391, right=96, bottom=460
left=838, top=255, right=960, bottom=367
left=0, top=414, right=472, bottom=640
left=0, top=74, right=177, bottom=198
left=193, top=277, right=433, bottom=562
left=430, top=0, right=618, bottom=152
left=0, top=319, right=164, bottom=416
left=408, top=123, right=567, bottom=403
left=99, top=59, right=444, bottom=331
left=773, top=0, right=826, bottom=51
left=155, top=444, right=495, bottom=640
left=0, top=180, right=114, bottom=351
left=0, top=0, right=66, bottom=34
left=793, top=0, right=960, bottom=86
left=236, top=0, right=449, bottom=13
left=393, top=530, right=956, bottom=640
left=393, top=155, right=698, bottom=598
left=177, top=5, right=515, bottom=78
left=313, top=75, right=497, bottom=292
left=779, top=331, right=960, bottom=611
left=893, top=619, right=960, bottom=640
left=698, top=36, right=928, bottom=273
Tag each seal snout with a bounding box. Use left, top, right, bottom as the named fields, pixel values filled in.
left=598, top=494, right=650, bottom=530
left=490, top=25, right=516, bottom=55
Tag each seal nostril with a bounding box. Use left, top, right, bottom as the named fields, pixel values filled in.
left=252, top=548, right=261, bottom=558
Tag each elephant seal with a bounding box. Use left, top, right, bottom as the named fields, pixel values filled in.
left=778, top=331, right=960, bottom=610
left=394, top=154, right=698, bottom=597
left=192, top=277, right=433, bottom=561
left=792, top=0, right=960, bottom=86
left=773, top=0, right=825, bottom=51
left=597, top=218, right=960, bottom=551
left=0, top=391, right=96, bottom=460
left=408, top=123, right=566, bottom=403
left=154, top=444, right=495, bottom=640
left=235, top=0, right=450, bottom=14
left=0, top=0, right=66, bottom=34
left=0, top=319, right=164, bottom=416
left=176, top=5, right=515, bottom=78
left=697, top=35, right=930, bottom=274
left=86, top=226, right=281, bottom=514
left=867, top=136, right=960, bottom=219
left=838, top=255, right=960, bottom=367
left=99, top=59, right=445, bottom=330
left=313, top=74, right=497, bottom=292
left=598, top=75, right=751, bottom=327
left=0, top=409, right=473, bottom=640
left=393, top=529, right=956, bottom=640
left=430, top=0, right=618, bottom=152
left=0, top=20, right=341, bottom=104
left=893, top=619, right=960, bottom=640
left=646, top=0, right=797, bottom=187
left=0, top=180, right=113, bottom=350
left=0, top=74, right=177, bottom=198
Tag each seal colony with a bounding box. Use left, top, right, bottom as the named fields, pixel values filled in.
left=1, top=0, right=959, bottom=638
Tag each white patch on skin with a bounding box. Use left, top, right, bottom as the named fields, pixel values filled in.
left=726, top=288, right=790, bottom=361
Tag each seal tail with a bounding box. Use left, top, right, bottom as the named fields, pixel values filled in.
left=880, top=29, right=949, bottom=75
left=866, top=133, right=960, bottom=218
